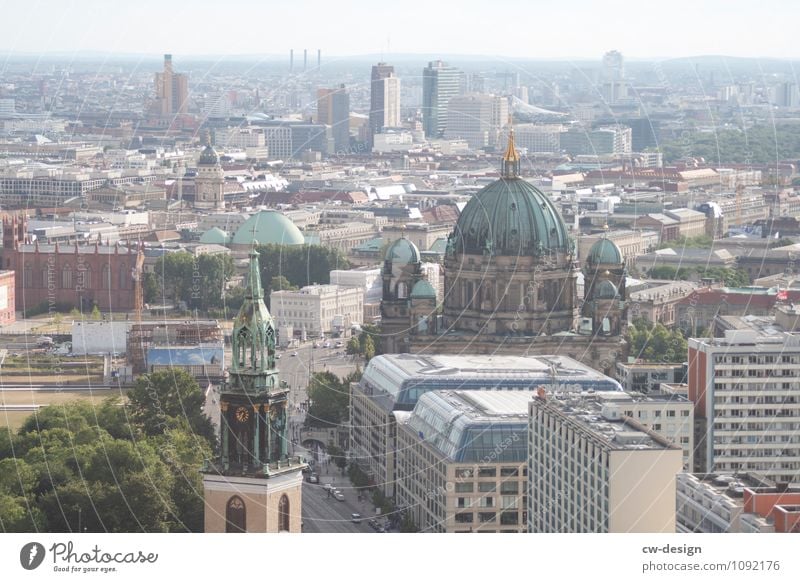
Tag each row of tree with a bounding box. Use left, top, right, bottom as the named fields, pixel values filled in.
left=625, top=318, right=688, bottom=364
left=145, top=244, right=351, bottom=314
left=660, top=124, right=800, bottom=165
left=646, top=265, right=750, bottom=287
left=0, top=370, right=214, bottom=532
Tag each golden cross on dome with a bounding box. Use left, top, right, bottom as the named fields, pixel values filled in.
left=503, top=113, right=520, bottom=163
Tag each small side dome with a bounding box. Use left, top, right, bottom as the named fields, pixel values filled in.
left=596, top=280, right=619, bottom=299
left=587, top=238, right=623, bottom=266
left=385, top=237, right=420, bottom=265
left=198, top=144, right=220, bottom=166
left=199, top=227, right=229, bottom=245
left=410, top=279, right=436, bottom=299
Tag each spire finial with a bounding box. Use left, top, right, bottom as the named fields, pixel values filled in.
left=501, top=112, right=520, bottom=178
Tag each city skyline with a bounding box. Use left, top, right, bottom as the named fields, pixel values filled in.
left=0, top=0, right=797, bottom=60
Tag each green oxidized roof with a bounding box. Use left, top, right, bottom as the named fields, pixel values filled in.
left=595, top=279, right=619, bottom=299
left=385, top=237, right=420, bottom=264
left=587, top=238, right=623, bottom=265
left=452, top=178, right=571, bottom=256
left=232, top=211, right=305, bottom=246
left=198, top=144, right=220, bottom=166
left=410, top=279, right=436, bottom=299
left=199, top=226, right=229, bottom=245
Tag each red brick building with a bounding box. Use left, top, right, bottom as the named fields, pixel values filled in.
left=1, top=215, right=142, bottom=313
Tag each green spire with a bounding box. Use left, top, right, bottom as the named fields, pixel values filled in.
left=246, top=249, right=264, bottom=300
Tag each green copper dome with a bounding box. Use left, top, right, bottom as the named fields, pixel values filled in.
left=198, top=144, right=220, bottom=166
left=199, top=226, right=230, bottom=245
left=232, top=211, right=305, bottom=247
left=595, top=279, right=619, bottom=299
left=410, top=279, right=436, bottom=299
left=587, top=238, right=623, bottom=266
left=385, top=237, right=420, bottom=264
left=452, top=178, right=571, bottom=256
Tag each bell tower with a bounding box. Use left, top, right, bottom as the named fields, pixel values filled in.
left=202, top=249, right=306, bottom=533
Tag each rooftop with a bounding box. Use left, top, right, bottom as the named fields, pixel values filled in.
left=531, top=392, right=679, bottom=452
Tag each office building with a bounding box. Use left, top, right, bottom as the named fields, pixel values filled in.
left=444, top=94, right=508, bottom=150
left=677, top=472, right=800, bottom=533
left=688, top=330, right=800, bottom=482
left=271, top=284, right=363, bottom=336
left=154, top=54, right=188, bottom=117
left=317, top=84, right=350, bottom=152
left=369, top=63, right=401, bottom=144
left=423, top=60, right=461, bottom=138
left=351, top=354, right=622, bottom=498
left=395, top=390, right=531, bottom=532
left=528, top=390, right=683, bottom=532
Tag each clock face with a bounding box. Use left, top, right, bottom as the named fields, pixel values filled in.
left=235, top=406, right=250, bottom=423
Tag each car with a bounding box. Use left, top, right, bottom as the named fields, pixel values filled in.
left=335, top=341, right=343, bottom=348
left=323, top=483, right=334, bottom=491
left=334, top=492, right=345, bottom=501
left=351, top=513, right=362, bottom=524
left=276, top=354, right=282, bottom=359
left=307, top=475, right=319, bottom=484
left=323, top=341, right=331, bottom=348
left=291, top=352, right=298, bottom=357
left=368, top=518, right=379, bottom=530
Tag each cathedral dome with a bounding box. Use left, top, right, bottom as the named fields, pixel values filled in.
left=231, top=211, right=305, bottom=247
left=198, top=144, right=220, bottom=166
left=595, top=279, right=619, bottom=299
left=385, top=237, right=420, bottom=265
left=452, top=178, right=571, bottom=256
left=410, top=279, right=436, bottom=299
left=586, top=238, right=623, bottom=266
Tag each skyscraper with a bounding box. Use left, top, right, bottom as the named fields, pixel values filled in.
left=369, top=62, right=401, bottom=146
left=422, top=60, right=461, bottom=138
left=318, top=85, right=350, bottom=153
left=445, top=93, right=508, bottom=150
left=601, top=50, right=627, bottom=104
left=154, top=54, right=188, bottom=117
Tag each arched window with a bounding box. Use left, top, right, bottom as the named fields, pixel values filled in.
left=278, top=494, right=290, bottom=532
left=101, top=264, right=111, bottom=290
left=396, top=281, right=408, bottom=299
left=118, top=263, right=128, bottom=290
left=225, top=495, right=246, bottom=533
left=23, top=262, right=32, bottom=289
left=61, top=264, right=73, bottom=289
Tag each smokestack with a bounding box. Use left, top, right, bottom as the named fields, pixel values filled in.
left=317, top=49, right=321, bottom=69
left=303, top=49, right=307, bottom=71
left=290, top=49, right=294, bottom=72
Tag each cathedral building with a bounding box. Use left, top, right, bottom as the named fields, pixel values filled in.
left=194, top=141, right=225, bottom=210
left=202, top=250, right=305, bottom=532
left=379, top=129, right=628, bottom=375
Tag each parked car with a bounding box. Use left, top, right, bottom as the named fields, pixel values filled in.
left=334, top=491, right=345, bottom=501
left=368, top=518, right=379, bottom=530
left=351, top=513, right=362, bottom=524
left=323, top=341, right=331, bottom=348
left=323, top=483, right=334, bottom=492
left=335, top=341, right=343, bottom=348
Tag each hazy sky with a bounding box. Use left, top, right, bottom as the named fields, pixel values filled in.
left=0, top=0, right=797, bottom=60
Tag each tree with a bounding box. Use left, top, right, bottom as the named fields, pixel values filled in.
left=358, top=324, right=382, bottom=357
left=151, top=252, right=234, bottom=312
left=90, top=305, right=101, bottom=320
left=126, top=369, right=215, bottom=446
left=306, top=371, right=349, bottom=428
left=142, top=272, right=160, bottom=305
left=363, top=335, right=375, bottom=362
left=270, top=275, right=297, bottom=292
left=399, top=512, right=419, bottom=533
left=626, top=319, right=688, bottom=363
left=254, top=243, right=351, bottom=305
left=346, top=336, right=361, bottom=355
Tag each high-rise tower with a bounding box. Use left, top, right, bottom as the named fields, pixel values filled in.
left=154, top=54, right=188, bottom=117
left=202, top=250, right=306, bottom=533
left=369, top=62, right=400, bottom=147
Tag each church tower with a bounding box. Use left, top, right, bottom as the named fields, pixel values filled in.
left=582, top=235, right=627, bottom=339
left=202, top=250, right=305, bottom=532
left=194, top=132, right=225, bottom=210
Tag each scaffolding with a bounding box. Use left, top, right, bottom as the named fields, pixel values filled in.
left=128, top=320, right=224, bottom=373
